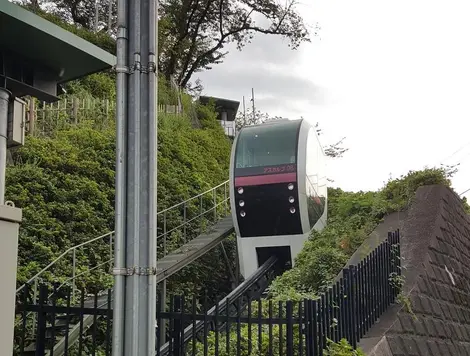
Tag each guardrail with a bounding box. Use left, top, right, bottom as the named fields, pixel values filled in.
left=17, top=180, right=230, bottom=294
left=15, top=180, right=231, bottom=338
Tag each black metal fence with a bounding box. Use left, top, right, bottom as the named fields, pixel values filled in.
left=15, top=230, right=400, bottom=356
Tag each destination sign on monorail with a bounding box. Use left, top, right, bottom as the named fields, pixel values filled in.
left=235, top=164, right=297, bottom=177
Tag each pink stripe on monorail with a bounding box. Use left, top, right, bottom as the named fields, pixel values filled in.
left=235, top=172, right=297, bottom=186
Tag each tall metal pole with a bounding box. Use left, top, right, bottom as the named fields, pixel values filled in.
left=112, top=0, right=158, bottom=354
left=112, top=0, right=128, bottom=352
left=0, top=89, right=10, bottom=205
left=107, top=0, right=113, bottom=33
left=94, top=0, right=99, bottom=32
left=242, top=96, right=246, bottom=121
left=251, top=88, right=255, bottom=122
left=147, top=0, right=158, bottom=353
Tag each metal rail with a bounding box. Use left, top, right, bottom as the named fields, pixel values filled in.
left=158, top=256, right=279, bottom=355
left=49, top=218, right=234, bottom=356
left=15, top=180, right=231, bottom=344
left=16, top=179, right=230, bottom=294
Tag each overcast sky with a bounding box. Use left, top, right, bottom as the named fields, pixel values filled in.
left=196, top=0, right=470, bottom=199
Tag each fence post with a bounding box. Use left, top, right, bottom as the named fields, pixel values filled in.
left=29, top=98, right=36, bottom=136
left=35, top=285, right=48, bottom=356
left=213, top=188, right=217, bottom=222
left=349, top=265, right=358, bottom=349
left=199, top=196, right=203, bottom=234
left=72, top=97, right=79, bottom=124
left=342, top=268, right=352, bottom=345
left=31, top=278, right=38, bottom=339
left=224, top=182, right=227, bottom=216
left=183, top=202, right=187, bottom=242
left=172, top=296, right=183, bottom=356
left=72, top=249, right=76, bottom=299
left=286, top=301, right=294, bottom=356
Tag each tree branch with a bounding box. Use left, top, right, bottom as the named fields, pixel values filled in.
left=177, top=0, right=216, bottom=84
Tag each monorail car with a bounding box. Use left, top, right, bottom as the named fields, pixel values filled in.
left=229, top=118, right=327, bottom=278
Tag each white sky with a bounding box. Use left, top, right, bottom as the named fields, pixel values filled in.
left=197, top=0, right=470, bottom=199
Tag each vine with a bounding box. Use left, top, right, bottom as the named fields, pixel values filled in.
left=388, top=243, right=416, bottom=319
left=323, top=338, right=365, bottom=356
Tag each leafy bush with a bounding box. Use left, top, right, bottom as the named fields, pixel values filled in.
left=192, top=167, right=464, bottom=355
left=324, top=339, right=365, bottom=356
left=22, top=4, right=116, bottom=54
left=9, top=96, right=233, bottom=296
left=270, top=167, right=462, bottom=299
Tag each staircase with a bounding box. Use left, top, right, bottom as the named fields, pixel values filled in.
left=16, top=180, right=233, bottom=356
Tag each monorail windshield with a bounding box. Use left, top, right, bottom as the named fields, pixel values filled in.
left=235, top=120, right=301, bottom=176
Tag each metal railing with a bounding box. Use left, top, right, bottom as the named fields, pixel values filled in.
left=16, top=180, right=230, bottom=300
left=14, top=180, right=231, bottom=341
left=16, top=180, right=230, bottom=295
left=25, top=96, right=182, bottom=137
left=14, top=230, right=401, bottom=356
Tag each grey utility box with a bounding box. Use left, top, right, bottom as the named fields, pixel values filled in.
left=7, top=97, right=26, bottom=148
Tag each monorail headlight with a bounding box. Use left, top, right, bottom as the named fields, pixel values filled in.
left=240, top=210, right=246, bottom=217
left=290, top=207, right=296, bottom=214
left=239, top=200, right=245, bottom=207
left=237, top=187, right=244, bottom=194
left=288, top=183, right=294, bottom=191
left=288, top=196, right=295, bottom=203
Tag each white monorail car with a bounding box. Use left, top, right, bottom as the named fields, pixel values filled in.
left=229, top=118, right=327, bottom=278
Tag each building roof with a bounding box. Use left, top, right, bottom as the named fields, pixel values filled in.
left=0, top=1, right=116, bottom=84
left=199, top=95, right=240, bottom=121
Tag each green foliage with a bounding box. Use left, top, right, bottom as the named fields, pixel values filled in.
left=7, top=128, right=116, bottom=290
left=269, top=246, right=347, bottom=298
left=9, top=86, right=232, bottom=295
left=159, top=0, right=311, bottom=87
left=20, top=4, right=117, bottom=100
left=198, top=167, right=457, bottom=355
left=324, top=339, right=365, bottom=356
left=65, top=73, right=116, bottom=100
left=23, top=4, right=116, bottom=54
left=269, top=167, right=458, bottom=299
left=380, top=167, right=451, bottom=212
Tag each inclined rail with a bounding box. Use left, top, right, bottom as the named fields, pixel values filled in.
left=157, top=255, right=279, bottom=355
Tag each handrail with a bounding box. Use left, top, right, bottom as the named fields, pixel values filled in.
left=16, top=231, right=114, bottom=293
left=158, top=256, right=278, bottom=355
left=16, top=179, right=230, bottom=294
left=158, top=180, right=229, bottom=215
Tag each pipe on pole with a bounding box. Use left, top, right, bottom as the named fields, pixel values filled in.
left=147, top=0, right=158, bottom=353
left=113, top=0, right=158, bottom=353
left=112, top=0, right=128, bottom=352
left=0, top=89, right=10, bottom=205
left=127, top=0, right=142, bottom=352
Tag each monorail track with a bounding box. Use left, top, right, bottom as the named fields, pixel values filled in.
left=157, top=255, right=280, bottom=355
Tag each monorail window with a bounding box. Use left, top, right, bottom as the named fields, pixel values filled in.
left=306, top=127, right=326, bottom=228
left=235, top=121, right=300, bottom=172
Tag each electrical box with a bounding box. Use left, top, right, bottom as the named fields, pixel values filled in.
left=7, top=97, right=26, bottom=148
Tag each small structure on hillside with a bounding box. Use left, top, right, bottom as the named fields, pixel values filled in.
left=199, top=95, right=240, bottom=137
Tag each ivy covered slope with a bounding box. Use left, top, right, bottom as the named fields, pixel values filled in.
left=7, top=75, right=232, bottom=298
left=269, top=167, right=469, bottom=300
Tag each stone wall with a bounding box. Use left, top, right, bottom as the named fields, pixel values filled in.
left=360, top=185, right=470, bottom=356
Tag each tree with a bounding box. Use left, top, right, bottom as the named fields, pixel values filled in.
left=21, top=0, right=312, bottom=87
left=159, top=0, right=313, bottom=87
left=313, top=122, right=348, bottom=159
left=18, top=0, right=116, bottom=33
left=235, top=107, right=273, bottom=130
